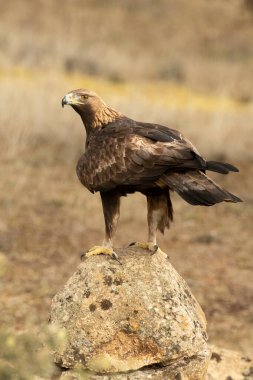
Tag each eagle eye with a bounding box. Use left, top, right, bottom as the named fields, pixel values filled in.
left=82, top=94, right=89, bottom=100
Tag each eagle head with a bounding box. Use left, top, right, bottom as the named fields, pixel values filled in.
left=62, top=89, right=121, bottom=129
left=62, top=89, right=106, bottom=110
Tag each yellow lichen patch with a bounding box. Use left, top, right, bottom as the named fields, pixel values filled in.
left=87, top=331, right=162, bottom=372
left=128, top=318, right=141, bottom=333
left=178, top=315, right=190, bottom=331
left=86, top=353, right=137, bottom=372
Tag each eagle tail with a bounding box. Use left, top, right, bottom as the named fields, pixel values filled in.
left=162, top=171, right=242, bottom=206
left=206, top=160, right=239, bottom=174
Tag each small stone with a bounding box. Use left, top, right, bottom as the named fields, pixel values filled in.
left=207, top=345, right=253, bottom=380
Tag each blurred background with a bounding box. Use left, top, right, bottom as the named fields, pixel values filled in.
left=0, top=0, right=253, bottom=364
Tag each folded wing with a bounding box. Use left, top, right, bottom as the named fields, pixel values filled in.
left=77, top=118, right=239, bottom=197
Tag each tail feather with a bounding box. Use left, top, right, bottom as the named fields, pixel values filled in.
left=162, top=171, right=242, bottom=206
left=206, top=160, right=239, bottom=174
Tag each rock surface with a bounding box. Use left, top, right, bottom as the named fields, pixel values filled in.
left=50, top=247, right=210, bottom=379
left=58, top=345, right=253, bottom=380
left=207, top=345, right=253, bottom=380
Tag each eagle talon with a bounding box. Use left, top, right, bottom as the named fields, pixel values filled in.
left=112, top=252, right=122, bottom=265
left=151, top=244, right=159, bottom=255
left=128, top=241, right=160, bottom=254
left=80, top=252, right=86, bottom=261
left=83, top=246, right=119, bottom=261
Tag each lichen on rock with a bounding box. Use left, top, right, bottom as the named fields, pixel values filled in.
left=50, top=247, right=210, bottom=379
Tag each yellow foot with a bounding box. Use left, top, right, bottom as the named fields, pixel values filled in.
left=81, top=246, right=121, bottom=263
left=129, top=241, right=159, bottom=255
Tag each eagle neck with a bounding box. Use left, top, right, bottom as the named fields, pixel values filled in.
left=80, top=106, right=121, bottom=132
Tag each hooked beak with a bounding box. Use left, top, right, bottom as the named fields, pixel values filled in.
left=62, top=92, right=81, bottom=108
left=62, top=95, right=67, bottom=108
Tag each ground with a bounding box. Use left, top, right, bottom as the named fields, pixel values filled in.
left=0, top=0, right=253, bottom=363
left=0, top=72, right=252, bottom=355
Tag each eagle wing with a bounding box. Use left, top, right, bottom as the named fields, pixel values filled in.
left=77, top=118, right=206, bottom=192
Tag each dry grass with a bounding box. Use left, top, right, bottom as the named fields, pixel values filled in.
left=1, top=68, right=253, bottom=161
left=0, top=1, right=253, bottom=372
left=1, top=0, right=253, bottom=94
left=1, top=69, right=252, bottom=356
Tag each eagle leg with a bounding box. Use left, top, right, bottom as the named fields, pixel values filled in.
left=81, top=191, right=121, bottom=263
left=100, top=190, right=120, bottom=248
left=129, top=192, right=172, bottom=255
left=147, top=191, right=172, bottom=239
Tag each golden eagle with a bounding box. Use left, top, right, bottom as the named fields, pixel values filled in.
left=62, top=89, right=242, bottom=259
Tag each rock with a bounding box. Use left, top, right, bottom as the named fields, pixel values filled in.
left=207, top=345, right=253, bottom=379
left=50, top=247, right=210, bottom=379
left=58, top=346, right=253, bottom=380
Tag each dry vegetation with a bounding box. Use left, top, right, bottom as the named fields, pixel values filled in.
left=0, top=0, right=253, bottom=377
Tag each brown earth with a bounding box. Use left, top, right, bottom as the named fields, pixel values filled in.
left=1, top=126, right=252, bottom=353
left=0, top=0, right=252, bottom=360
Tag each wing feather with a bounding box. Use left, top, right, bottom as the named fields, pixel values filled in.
left=76, top=118, right=206, bottom=192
